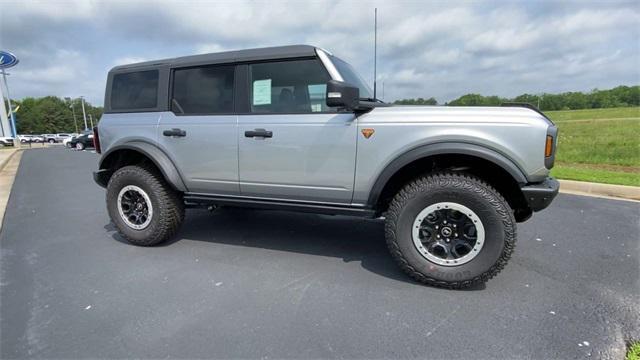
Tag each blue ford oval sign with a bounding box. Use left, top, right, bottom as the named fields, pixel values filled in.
left=0, top=51, right=19, bottom=69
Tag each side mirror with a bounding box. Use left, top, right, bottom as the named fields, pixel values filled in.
left=326, top=80, right=359, bottom=110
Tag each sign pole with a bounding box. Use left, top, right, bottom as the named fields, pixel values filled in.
left=0, top=51, right=19, bottom=139
left=0, top=76, right=8, bottom=137
left=2, top=69, right=18, bottom=137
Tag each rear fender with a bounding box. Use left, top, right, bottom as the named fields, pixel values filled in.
left=97, top=141, right=187, bottom=192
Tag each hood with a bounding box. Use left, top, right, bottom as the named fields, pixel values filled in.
left=362, top=105, right=552, bottom=126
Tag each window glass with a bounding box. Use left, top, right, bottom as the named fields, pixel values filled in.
left=249, top=59, right=334, bottom=113
left=172, top=65, right=234, bottom=114
left=111, top=70, right=159, bottom=110
left=329, top=56, right=374, bottom=100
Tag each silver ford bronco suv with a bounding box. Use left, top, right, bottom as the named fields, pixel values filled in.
left=94, top=45, right=559, bottom=288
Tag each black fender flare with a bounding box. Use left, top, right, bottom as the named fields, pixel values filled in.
left=98, top=141, right=187, bottom=192
left=367, top=142, right=529, bottom=207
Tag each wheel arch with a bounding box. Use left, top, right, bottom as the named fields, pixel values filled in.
left=96, top=142, right=187, bottom=192
left=368, top=142, right=532, bottom=221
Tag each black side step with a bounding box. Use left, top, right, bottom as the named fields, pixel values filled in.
left=183, top=193, right=377, bottom=218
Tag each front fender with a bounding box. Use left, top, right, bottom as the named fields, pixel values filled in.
left=365, top=142, right=528, bottom=207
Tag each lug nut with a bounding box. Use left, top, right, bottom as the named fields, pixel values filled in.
left=443, top=220, right=447, bottom=224
left=436, top=234, right=441, bottom=239
left=454, top=233, right=458, bottom=237
left=453, top=224, right=457, bottom=228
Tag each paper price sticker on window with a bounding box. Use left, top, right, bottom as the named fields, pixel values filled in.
left=253, top=79, right=272, bottom=105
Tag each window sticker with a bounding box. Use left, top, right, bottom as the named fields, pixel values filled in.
left=253, top=79, right=272, bottom=105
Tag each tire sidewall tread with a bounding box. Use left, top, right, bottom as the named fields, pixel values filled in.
left=384, top=172, right=516, bottom=289
left=106, top=165, right=184, bottom=246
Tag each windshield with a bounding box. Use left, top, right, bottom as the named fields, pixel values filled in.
left=329, top=56, right=374, bottom=100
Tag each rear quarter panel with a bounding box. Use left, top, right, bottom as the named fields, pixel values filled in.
left=98, top=112, right=161, bottom=153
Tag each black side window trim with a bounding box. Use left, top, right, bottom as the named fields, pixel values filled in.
left=169, top=64, right=237, bottom=116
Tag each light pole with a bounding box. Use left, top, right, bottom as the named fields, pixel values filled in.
left=80, top=96, right=88, bottom=131
left=70, top=102, right=78, bottom=134
left=89, top=114, right=93, bottom=129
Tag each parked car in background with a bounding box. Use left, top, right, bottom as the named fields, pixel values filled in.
left=0, top=137, right=15, bottom=147
left=18, top=135, right=44, bottom=143
left=42, top=134, right=58, bottom=143
left=68, top=133, right=94, bottom=150
left=62, top=134, right=79, bottom=147
left=55, top=133, right=73, bottom=143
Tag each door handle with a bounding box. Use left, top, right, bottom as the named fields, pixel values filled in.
left=163, top=128, right=187, bottom=137
left=244, top=129, right=273, bottom=138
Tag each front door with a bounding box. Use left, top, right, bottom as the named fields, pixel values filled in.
left=157, top=64, right=239, bottom=194
left=237, top=59, right=357, bottom=204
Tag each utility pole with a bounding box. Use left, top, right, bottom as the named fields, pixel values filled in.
left=80, top=96, right=88, bottom=131
left=373, top=7, right=377, bottom=101
left=89, top=114, right=93, bottom=129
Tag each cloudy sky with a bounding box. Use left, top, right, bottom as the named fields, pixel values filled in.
left=1, top=0, right=639, bottom=106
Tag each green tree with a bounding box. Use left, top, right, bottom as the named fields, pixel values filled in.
left=15, top=96, right=103, bottom=134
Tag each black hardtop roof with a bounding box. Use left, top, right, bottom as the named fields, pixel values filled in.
left=109, top=45, right=320, bottom=73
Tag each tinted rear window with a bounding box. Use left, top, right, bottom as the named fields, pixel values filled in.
left=171, top=65, right=234, bottom=114
left=111, top=70, right=159, bottom=110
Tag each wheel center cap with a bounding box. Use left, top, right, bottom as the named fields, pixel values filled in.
left=136, top=203, right=143, bottom=211
left=441, top=226, right=452, bottom=237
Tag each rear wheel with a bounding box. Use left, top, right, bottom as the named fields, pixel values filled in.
left=106, top=165, right=184, bottom=246
left=75, top=142, right=85, bottom=150
left=384, top=172, right=516, bottom=289
left=48, top=139, right=55, bottom=143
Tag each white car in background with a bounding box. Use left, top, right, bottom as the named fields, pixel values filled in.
left=63, top=134, right=81, bottom=147
left=18, top=135, right=44, bottom=143
left=56, top=133, right=73, bottom=144
left=0, top=136, right=15, bottom=147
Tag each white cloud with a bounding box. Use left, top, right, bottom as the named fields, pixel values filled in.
left=0, top=0, right=638, bottom=105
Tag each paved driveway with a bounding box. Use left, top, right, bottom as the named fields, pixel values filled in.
left=1, top=148, right=638, bottom=359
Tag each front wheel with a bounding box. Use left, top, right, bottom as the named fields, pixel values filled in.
left=48, top=139, right=55, bottom=143
left=106, top=165, right=184, bottom=246
left=385, top=172, right=516, bottom=289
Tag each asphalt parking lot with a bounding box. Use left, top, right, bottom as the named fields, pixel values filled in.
left=1, top=148, right=638, bottom=359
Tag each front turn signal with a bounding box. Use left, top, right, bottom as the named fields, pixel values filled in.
left=545, top=135, right=553, bottom=157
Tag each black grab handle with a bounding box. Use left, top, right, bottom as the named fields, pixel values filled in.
left=244, top=129, right=273, bottom=138
left=163, top=128, right=187, bottom=137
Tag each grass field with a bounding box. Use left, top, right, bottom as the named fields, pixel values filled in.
left=545, top=107, right=639, bottom=186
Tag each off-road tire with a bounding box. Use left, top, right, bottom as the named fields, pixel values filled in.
left=385, top=172, right=516, bottom=289
left=106, top=165, right=185, bottom=246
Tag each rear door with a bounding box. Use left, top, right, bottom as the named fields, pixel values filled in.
left=237, top=59, right=357, bottom=204
left=157, top=64, right=239, bottom=194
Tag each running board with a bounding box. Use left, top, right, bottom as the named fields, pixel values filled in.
left=183, top=193, right=376, bottom=218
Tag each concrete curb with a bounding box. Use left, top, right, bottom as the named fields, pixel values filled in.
left=559, top=179, right=640, bottom=201
left=0, top=148, right=20, bottom=173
